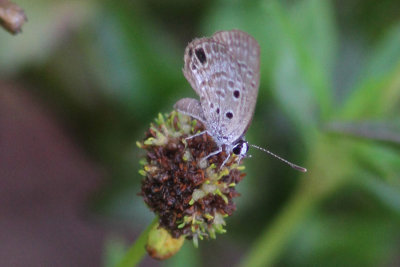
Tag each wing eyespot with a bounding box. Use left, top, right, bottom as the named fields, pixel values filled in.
left=226, top=112, right=233, bottom=119
left=195, top=48, right=207, bottom=64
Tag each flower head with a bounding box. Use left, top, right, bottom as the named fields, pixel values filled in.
left=138, top=111, right=246, bottom=247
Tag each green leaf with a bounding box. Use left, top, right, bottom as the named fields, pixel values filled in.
left=361, top=23, right=400, bottom=80
left=356, top=172, right=400, bottom=215
left=324, top=120, right=400, bottom=147
left=354, top=142, right=400, bottom=182
left=267, top=0, right=335, bottom=121
left=340, top=23, right=400, bottom=119
left=289, top=0, right=338, bottom=74
left=286, top=214, right=399, bottom=267
left=90, top=2, right=183, bottom=117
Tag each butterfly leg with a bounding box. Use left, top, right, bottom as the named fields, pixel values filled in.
left=185, top=130, right=208, bottom=141
left=201, top=146, right=222, bottom=161
left=201, top=147, right=232, bottom=169
left=236, top=153, right=251, bottom=164
left=199, top=146, right=223, bottom=168
left=220, top=153, right=231, bottom=170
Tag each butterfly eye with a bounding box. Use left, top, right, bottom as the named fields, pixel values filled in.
left=188, top=48, right=193, bottom=57
left=232, top=140, right=248, bottom=156
left=195, top=48, right=207, bottom=64
left=232, top=144, right=241, bottom=155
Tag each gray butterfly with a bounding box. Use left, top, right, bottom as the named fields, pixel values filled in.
left=175, top=30, right=306, bottom=172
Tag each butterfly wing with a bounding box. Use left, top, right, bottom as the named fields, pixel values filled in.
left=182, top=30, right=260, bottom=145
left=212, top=30, right=260, bottom=139
left=174, top=98, right=206, bottom=124
left=182, top=38, right=238, bottom=141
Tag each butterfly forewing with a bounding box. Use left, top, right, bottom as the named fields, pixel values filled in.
left=212, top=30, right=260, bottom=138
left=181, top=30, right=260, bottom=146
left=212, top=30, right=260, bottom=81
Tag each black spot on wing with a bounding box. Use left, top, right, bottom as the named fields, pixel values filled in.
left=195, top=48, right=207, bottom=64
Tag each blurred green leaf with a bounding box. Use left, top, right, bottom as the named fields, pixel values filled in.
left=266, top=0, right=335, bottom=121
left=287, top=214, right=399, bottom=267
left=91, top=2, right=184, bottom=118
left=357, top=172, right=400, bottom=215
left=290, top=0, right=337, bottom=76
left=325, top=120, right=400, bottom=146
left=361, top=23, right=400, bottom=80
left=273, top=50, right=319, bottom=136
left=354, top=142, right=400, bottom=182
left=340, top=23, right=400, bottom=119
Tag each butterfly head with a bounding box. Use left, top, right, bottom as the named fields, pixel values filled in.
left=232, top=139, right=249, bottom=157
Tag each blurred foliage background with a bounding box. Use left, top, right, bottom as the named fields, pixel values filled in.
left=1, top=0, right=400, bottom=266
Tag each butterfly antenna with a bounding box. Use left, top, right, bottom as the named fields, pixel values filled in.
left=250, top=144, right=307, bottom=172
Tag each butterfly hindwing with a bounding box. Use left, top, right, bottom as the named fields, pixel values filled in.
left=174, top=98, right=206, bottom=124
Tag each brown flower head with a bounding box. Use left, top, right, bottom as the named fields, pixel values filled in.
left=138, top=111, right=246, bottom=247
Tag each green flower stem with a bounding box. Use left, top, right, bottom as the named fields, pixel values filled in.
left=240, top=136, right=351, bottom=267
left=239, top=182, right=316, bottom=267
left=115, top=217, right=158, bottom=267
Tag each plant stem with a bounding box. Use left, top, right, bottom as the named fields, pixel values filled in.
left=239, top=184, right=316, bottom=267
left=115, top=217, right=158, bottom=267
left=239, top=137, right=350, bottom=267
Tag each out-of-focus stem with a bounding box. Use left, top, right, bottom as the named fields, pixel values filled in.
left=115, top=217, right=158, bottom=267
left=239, top=183, right=316, bottom=267
left=240, top=137, right=350, bottom=267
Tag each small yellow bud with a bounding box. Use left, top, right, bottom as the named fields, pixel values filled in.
left=146, top=223, right=185, bottom=260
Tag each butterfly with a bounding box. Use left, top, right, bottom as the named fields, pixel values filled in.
left=174, top=30, right=306, bottom=172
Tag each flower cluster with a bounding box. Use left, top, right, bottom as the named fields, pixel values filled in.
left=138, top=111, right=246, bottom=247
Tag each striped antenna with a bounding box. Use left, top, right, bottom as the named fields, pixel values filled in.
left=250, top=144, right=307, bottom=172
